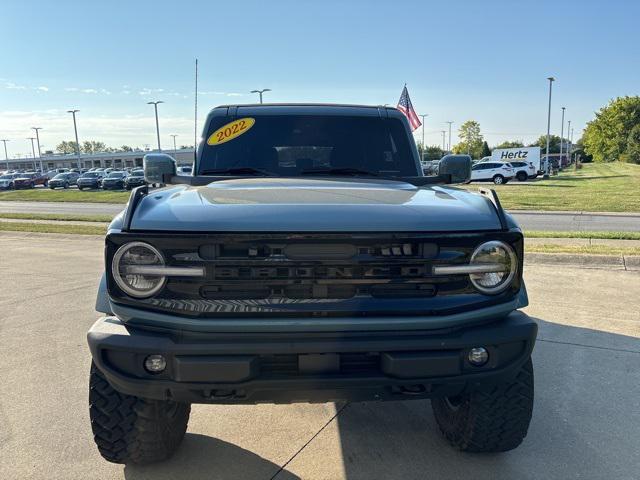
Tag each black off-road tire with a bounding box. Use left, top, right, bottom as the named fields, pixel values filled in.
left=431, top=358, right=534, bottom=453
left=89, top=362, right=191, bottom=464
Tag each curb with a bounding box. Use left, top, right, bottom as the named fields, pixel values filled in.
left=508, top=210, right=640, bottom=218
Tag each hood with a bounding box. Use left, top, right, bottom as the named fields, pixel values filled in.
left=129, top=178, right=502, bottom=232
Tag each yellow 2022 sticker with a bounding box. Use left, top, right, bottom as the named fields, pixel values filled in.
left=207, top=118, right=255, bottom=146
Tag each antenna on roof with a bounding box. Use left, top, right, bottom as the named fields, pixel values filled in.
left=194, top=58, right=198, bottom=163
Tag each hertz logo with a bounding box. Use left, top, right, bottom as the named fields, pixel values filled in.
left=500, top=150, right=529, bottom=159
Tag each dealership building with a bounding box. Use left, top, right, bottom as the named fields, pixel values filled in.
left=2, top=148, right=195, bottom=172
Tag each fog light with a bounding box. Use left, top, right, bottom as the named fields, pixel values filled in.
left=468, top=347, right=489, bottom=366
left=144, top=354, right=167, bottom=373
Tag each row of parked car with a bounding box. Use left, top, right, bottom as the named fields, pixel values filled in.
left=422, top=156, right=538, bottom=185
left=0, top=167, right=148, bottom=191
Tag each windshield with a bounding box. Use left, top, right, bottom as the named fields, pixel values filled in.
left=199, top=115, right=418, bottom=176
left=52, top=174, right=68, bottom=179
left=107, top=172, right=126, bottom=178
left=130, top=170, right=144, bottom=176
left=0, top=175, right=13, bottom=179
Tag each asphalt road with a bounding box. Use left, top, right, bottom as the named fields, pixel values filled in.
left=2, top=200, right=640, bottom=232
left=1, top=232, right=639, bottom=479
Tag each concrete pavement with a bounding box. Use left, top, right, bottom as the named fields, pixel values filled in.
left=0, top=233, right=639, bottom=479
left=2, top=200, right=640, bottom=231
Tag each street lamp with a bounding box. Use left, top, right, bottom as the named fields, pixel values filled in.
left=170, top=134, right=178, bottom=156
left=567, top=120, right=572, bottom=165
left=558, top=107, right=566, bottom=172
left=544, top=77, right=555, bottom=178
left=147, top=101, right=164, bottom=151
left=419, top=114, right=428, bottom=161
left=250, top=89, right=271, bottom=104
left=1, top=139, right=9, bottom=170
left=32, top=127, right=43, bottom=172
left=27, top=137, right=37, bottom=170
left=67, top=109, right=82, bottom=170
left=445, top=121, right=454, bottom=152
left=441, top=131, right=446, bottom=152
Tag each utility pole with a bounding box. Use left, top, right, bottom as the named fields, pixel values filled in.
left=170, top=134, right=178, bottom=157
left=147, top=101, right=164, bottom=151
left=67, top=109, right=82, bottom=170
left=559, top=107, right=565, bottom=172
left=250, top=88, right=271, bottom=104
left=544, top=76, right=555, bottom=178
left=1, top=139, right=9, bottom=170
left=441, top=131, right=446, bottom=152
left=32, top=127, right=43, bottom=172
left=419, top=114, right=428, bottom=161
left=567, top=121, right=572, bottom=165
left=27, top=137, right=37, bottom=170
left=445, top=121, right=454, bottom=153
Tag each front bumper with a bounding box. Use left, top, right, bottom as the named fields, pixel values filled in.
left=88, top=310, right=537, bottom=404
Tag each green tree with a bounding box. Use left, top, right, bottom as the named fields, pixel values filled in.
left=495, top=140, right=524, bottom=149
left=452, top=120, right=484, bottom=158
left=424, top=145, right=445, bottom=160
left=120, top=145, right=133, bottom=152
left=480, top=141, right=491, bottom=158
left=82, top=141, right=107, bottom=154
left=572, top=138, right=593, bottom=163
left=624, top=124, right=640, bottom=164
left=529, top=135, right=562, bottom=153
left=583, top=96, right=640, bottom=162
left=56, top=140, right=80, bottom=154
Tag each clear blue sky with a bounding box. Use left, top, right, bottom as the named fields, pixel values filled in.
left=1, top=0, right=639, bottom=157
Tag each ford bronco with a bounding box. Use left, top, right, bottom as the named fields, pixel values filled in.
left=88, top=104, right=536, bottom=464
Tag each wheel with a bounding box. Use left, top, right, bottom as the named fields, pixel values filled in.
left=29, top=182, right=35, bottom=189
left=50, top=186, right=55, bottom=190
left=89, top=362, right=191, bottom=464
left=78, top=187, right=84, bottom=191
left=125, top=185, right=132, bottom=190
left=432, top=358, right=533, bottom=452
left=492, top=175, right=505, bottom=185
left=63, top=182, right=69, bottom=189
left=516, top=172, right=528, bottom=182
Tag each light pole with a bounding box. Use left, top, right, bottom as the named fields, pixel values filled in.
left=441, top=131, right=446, bottom=152
left=544, top=77, right=555, bottom=178
left=67, top=109, right=82, bottom=170
left=1, top=139, right=9, bottom=170
left=170, top=134, right=178, bottom=157
left=419, top=114, right=428, bottom=161
left=27, top=137, right=37, bottom=170
left=559, top=107, right=565, bottom=172
left=446, top=121, right=454, bottom=153
left=147, top=101, right=164, bottom=151
left=250, top=89, right=271, bottom=104
left=32, top=127, right=43, bottom=172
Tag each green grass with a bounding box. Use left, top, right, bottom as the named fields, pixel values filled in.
left=0, top=221, right=106, bottom=235
left=526, top=244, right=640, bottom=256
left=0, top=212, right=113, bottom=222
left=463, top=162, right=640, bottom=212
left=0, top=188, right=129, bottom=203
left=525, top=230, right=640, bottom=240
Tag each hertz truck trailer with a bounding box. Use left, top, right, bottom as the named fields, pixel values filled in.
left=492, top=147, right=542, bottom=176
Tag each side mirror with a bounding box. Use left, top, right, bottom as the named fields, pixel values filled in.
left=143, top=153, right=176, bottom=184
left=438, top=154, right=472, bottom=184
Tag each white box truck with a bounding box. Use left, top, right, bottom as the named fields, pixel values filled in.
left=491, top=147, right=542, bottom=176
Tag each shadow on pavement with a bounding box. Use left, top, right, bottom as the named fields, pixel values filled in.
left=332, top=318, right=640, bottom=480
left=123, top=433, right=299, bottom=480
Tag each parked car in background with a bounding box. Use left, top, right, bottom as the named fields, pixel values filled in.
left=421, top=160, right=439, bottom=176
left=13, top=172, right=48, bottom=189
left=176, top=165, right=193, bottom=176
left=49, top=172, right=80, bottom=189
left=77, top=171, right=106, bottom=190
left=101, top=171, right=128, bottom=190
left=124, top=169, right=146, bottom=190
left=509, top=161, right=537, bottom=181
left=0, top=173, right=22, bottom=190
left=470, top=161, right=514, bottom=184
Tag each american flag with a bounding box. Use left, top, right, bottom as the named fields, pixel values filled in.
left=397, top=85, right=422, bottom=131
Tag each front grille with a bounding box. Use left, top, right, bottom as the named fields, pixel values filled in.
left=106, top=232, right=523, bottom=317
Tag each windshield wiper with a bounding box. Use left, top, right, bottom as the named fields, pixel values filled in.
left=200, top=167, right=276, bottom=176
left=300, top=167, right=379, bottom=177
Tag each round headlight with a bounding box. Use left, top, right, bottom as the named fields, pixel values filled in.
left=469, top=241, right=517, bottom=294
left=112, top=242, right=166, bottom=298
